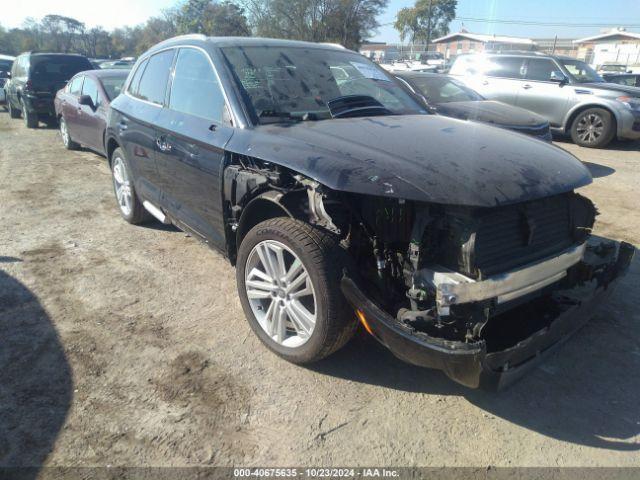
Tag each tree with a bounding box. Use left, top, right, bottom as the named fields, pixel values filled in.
left=394, top=0, right=456, bottom=46
left=41, top=14, right=85, bottom=52
left=242, top=0, right=388, bottom=50
left=175, top=0, right=249, bottom=36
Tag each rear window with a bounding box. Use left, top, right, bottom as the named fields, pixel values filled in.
left=29, top=55, right=93, bottom=80
left=101, top=76, right=127, bottom=100
left=0, top=60, right=12, bottom=75
left=134, top=50, right=174, bottom=105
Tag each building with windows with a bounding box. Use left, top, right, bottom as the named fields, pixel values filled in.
left=359, top=43, right=400, bottom=63
left=574, top=29, right=640, bottom=67
left=432, top=31, right=535, bottom=58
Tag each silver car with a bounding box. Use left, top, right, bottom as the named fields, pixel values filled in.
left=450, top=52, right=640, bottom=148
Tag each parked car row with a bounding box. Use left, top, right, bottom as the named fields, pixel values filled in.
left=3, top=36, right=634, bottom=390
left=448, top=52, right=640, bottom=148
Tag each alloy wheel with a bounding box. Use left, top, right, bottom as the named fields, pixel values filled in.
left=112, top=156, right=133, bottom=217
left=60, top=118, right=69, bottom=147
left=576, top=112, right=604, bottom=145
left=245, top=240, right=317, bottom=348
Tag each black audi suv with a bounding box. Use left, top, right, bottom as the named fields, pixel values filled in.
left=105, top=35, right=632, bottom=389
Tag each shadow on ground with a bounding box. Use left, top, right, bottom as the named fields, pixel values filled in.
left=312, top=255, right=640, bottom=451
left=554, top=137, right=640, bottom=152
left=583, top=161, right=616, bottom=178
left=0, top=269, right=72, bottom=477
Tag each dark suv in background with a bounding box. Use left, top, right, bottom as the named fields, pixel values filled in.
left=6, top=52, right=93, bottom=128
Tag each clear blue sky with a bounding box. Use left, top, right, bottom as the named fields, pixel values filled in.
left=3, top=0, right=639, bottom=42
left=372, top=0, right=640, bottom=43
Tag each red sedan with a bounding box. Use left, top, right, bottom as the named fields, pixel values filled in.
left=54, top=69, right=129, bottom=155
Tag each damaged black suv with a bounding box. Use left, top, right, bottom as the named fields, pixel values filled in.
left=106, top=36, right=633, bottom=390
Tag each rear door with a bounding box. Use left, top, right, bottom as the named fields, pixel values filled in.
left=516, top=58, right=570, bottom=127
left=454, top=56, right=525, bottom=105
left=154, top=47, right=234, bottom=248
left=118, top=50, right=175, bottom=204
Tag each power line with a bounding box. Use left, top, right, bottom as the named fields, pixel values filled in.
left=378, top=17, right=640, bottom=28
left=454, top=16, right=640, bottom=27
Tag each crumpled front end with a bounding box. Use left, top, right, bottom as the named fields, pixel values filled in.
left=341, top=237, right=634, bottom=390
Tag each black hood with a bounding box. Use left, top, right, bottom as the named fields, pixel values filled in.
left=434, top=100, right=548, bottom=128
left=581, top=82, right=640, bottom=96
left=227, top=114, right=591, bottom=207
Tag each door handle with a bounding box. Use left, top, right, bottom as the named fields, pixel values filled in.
left=482, top=80, right=489, bottom=85
left=156, top=137, right=172, bottom=152
left=523, top=84, right=533, bottom=89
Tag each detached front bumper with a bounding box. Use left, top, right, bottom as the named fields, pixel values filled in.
left=341, top=239, right=634, bottom=390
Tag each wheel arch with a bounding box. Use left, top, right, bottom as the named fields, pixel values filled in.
left=105, top=137, right=121, bottom=166
left=232, top=191, right=298, bottom=265
left=563, top=103, right=618, bottom=135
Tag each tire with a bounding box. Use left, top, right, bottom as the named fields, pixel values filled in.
left=570, top=108, right=615, bottom=148
left=236, top=218, right=357, bottom=364
left=21, top=98, right=38, bottom=128
left=110, top=147, right=151, bottom=224
left=59, top=117, right=80, bottom=150
left=8, top=98, right=20, bottom=118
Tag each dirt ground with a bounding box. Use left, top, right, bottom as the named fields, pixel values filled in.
left=0, top=111, right=639, bottom=471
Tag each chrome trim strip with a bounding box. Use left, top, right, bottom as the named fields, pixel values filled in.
left=418, top=243, right=586, bottom=310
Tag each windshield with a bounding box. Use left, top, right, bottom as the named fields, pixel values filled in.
left=407, top=76, right=483, bottom=103
left=101, top=76, right=127, bottom=101
left=29, top=56, right=93, bottom=81
left=558, top=59, right=604, bottom=83
left=221, top=46, right=425, bottom=123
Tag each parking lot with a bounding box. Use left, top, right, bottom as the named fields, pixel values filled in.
left=1, top=111, right=639, bottom=468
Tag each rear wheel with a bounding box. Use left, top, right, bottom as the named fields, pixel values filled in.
left=8, top=98, right=20, bottom=118
left=110, top=148, right=151, bottom=224
left=60, top=117, right=80, bottom=150
left=21, top=98, right=38, bottom=128
left=236, top=218, right=356, bottom=364
left=570, top=108, right=615, bottom=148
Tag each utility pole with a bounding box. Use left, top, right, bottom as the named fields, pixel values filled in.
left=425, top=0, right=434, bottom=53
left=552, top=35, right=557, bottom=55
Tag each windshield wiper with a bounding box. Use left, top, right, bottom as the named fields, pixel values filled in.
left=327, top=95, right=393, bottom=118
left=257, top=110, right=321, bottom=124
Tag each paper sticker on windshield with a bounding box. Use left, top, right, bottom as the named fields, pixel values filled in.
left=349, top=62, right=390, bottom=81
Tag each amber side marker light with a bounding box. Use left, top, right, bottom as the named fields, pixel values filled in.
left=356, top=309, right=374, bottom=336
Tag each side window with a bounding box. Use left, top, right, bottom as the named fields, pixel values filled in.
left=82, top=77, right=99, bottom=105
left=525, top=59, right=559, bottom=82
left=169, top=48, right=226, bottom=122
left=485, top=57, right=525, bottom=79
left=70, top=76, right=84, bottom=95
left=128, top=59, right=148, bottom=97
left=136, top=50, right=174, bottom=105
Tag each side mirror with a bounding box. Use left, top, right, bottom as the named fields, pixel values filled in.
left=78, top=94, right=95, bottom=109
left=550, top=71, right=567, bottom=84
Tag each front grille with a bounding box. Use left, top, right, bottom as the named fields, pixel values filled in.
left=472, top=195, right=573, bottom=278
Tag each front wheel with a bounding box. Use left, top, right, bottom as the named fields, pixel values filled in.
left=236, top=218, right=357, bottom=364
left=60, top=117, right=80, bottom=150
left=570, top=108, right=615, bottom=148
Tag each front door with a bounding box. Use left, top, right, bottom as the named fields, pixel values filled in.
left=516, top=58, right=570, bottom=128
left=77, top=76, right=103, bottom=151
left=155, top=47, right=234, bottom=249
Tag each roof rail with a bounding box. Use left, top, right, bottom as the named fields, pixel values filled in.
left=151, top=34, right=208, bottom=49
